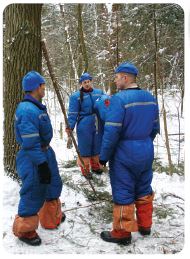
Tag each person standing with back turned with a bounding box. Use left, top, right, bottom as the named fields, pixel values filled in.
left=99, top=62, right=160, bottom=245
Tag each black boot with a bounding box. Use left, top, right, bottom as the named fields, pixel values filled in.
left=138, top=227, right=151, bottom=236
left=61, top=212, right=66, bottom=223
left=91, top=168, right=103, bottom=175
left=57, top=212, right=66, bottom=227
left=100, top=231, right=131, bottom=245
left=19, top=234, right=41, bottom=246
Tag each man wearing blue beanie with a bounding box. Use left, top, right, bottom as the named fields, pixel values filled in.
left=66, top=72, right=105, bottom=179
left=99, top=61, right=160, bottom=245
left=114, top=61, right=138, bottom=76
left=12, top=71, right=65, bottom=246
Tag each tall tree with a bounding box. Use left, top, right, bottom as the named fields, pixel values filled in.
left=108, top=4, right=123, bottom=94
left=152, top=5, right=158, bottom=100
left=77, top=4, right=88, bottom=75
left=4, top=4, right=43, bottom=179
left=60, top=4, right=78, bottom=80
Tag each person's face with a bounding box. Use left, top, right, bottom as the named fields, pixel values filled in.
left=37, top=83, right=46, bottom=99
left=81, top=79, right=92, bottom=90
left=114, top=73, right=128, bottom=90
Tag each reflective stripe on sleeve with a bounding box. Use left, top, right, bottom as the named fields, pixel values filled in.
left=125, top=101, right=157, bottom=109
left=39, top=113, right=48, bottom=119
left=21, top=133, right=40, bottom=138
left=105, top=122, right=122, bottom=127
left=68, top=112, right=78, bottom=114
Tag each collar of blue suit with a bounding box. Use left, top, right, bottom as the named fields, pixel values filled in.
left=22, top=94, right=47, bottom=110
left=81, top=87, right=93, bottom=93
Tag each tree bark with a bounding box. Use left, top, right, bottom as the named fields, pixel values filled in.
left=153, top=6, right=158, bottom=100
left=4, top=4, right=42, bottom=179
left=109, top=4, right=122, bottom=94
left=77, top=4, right=88, bottom=74
left=157, top=46, right=173, bottom=175
left=60, top=4, right=78, bottom=80
left=162, top=102, right=173, bottom=175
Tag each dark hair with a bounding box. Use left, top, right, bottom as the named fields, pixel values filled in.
left=80, top=88, right=84, bottom=103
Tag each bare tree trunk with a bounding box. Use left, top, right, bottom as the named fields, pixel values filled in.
left=93, top=5, right=98, bottom=37
left=96, top=4, right=109, bottom=92
left=180, top=83, right=184, bottom=116
left=162, top=102, right=173, bottom=175
left=77, top=4, right=88, bottom=74
left=108, top=4, right=122, bottom=95
left=59, top=4, right=78, bottom=80
left=157, top=42, right=173, bottom=175
left=177, top=105, right=181, bottom=166
left=4, top=4, right=42, bottom=179
left=153, top=6, right=158, bottom=100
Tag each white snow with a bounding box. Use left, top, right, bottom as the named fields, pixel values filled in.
left=155, top=89, right=184, bottom=165
left=106, top=3, right=112, bottom=14
left=96, top=50, right=109, bottom=60
left=158, top=48, right=166, bottom=54
left=2, top=168, right=184, bottom=254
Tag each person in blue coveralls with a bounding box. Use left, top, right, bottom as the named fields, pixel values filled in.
left=66, top=73, right=105, bottom=179
left=12, top=71, right=65, bottom=246
left=99, top=62, right=160, bottom=245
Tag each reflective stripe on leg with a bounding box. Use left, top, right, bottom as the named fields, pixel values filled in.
left=113, top=204, right=138, bottom=232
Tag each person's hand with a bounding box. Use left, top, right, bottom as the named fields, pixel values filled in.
left=38, top=162, right=51, bottom=184
left=65, top=127, right=72, bottom=136
left=99, top=160, right=107, bottom=167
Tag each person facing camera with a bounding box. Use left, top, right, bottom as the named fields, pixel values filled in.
left=66, top=72, right=105, bottom=179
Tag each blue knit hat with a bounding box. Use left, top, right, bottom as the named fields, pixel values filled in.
left=22, top=71, right=45, bottom=91
left=115, top=62, right=138, bottom=76
left=79, top=73, right=93, bottom=83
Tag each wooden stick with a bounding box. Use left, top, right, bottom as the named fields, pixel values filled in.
left=63, top=200, right=108, bottom=213
left=41, top=39, right=97, bottom=197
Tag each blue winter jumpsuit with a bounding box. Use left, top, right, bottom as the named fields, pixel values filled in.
left=68, top=88, right=104, bottom=157
left=100, top=88, right=160, bottom=205
left=15, top=95, right=62, bottom=217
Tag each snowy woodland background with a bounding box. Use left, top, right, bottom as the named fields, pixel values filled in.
left=2, top=3, right=184, bottom=254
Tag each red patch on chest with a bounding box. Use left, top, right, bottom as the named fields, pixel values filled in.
left=104, top=99, right=110, bottom=107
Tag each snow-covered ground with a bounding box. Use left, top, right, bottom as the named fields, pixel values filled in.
left=156, top=89, right=184, bottom=166
left=2, top=167, right=184, bottom=254
left=2, top=89, right=185, bottom=254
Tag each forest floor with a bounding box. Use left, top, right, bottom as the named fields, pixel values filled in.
left=2, top=152, right=184, bottom=254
